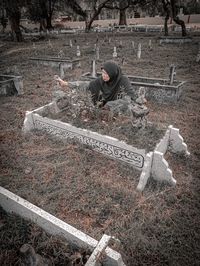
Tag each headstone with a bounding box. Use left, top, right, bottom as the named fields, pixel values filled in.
left=76, top=45, right=81, bottom=57
left=69, top=39, right=73, bottom=48
left=32, top=42, right=37, bottom=56
left=169, top=64, right=176, bottom=84
left=148, top=39, right=152, bottom=50
left=91, top=60, right=96, bottom=78
left=96, top=46, right=100, bottom=60
left=137, top=43, right=142, bottom=59
left=48, top=39, right=53, bottom=49
left=112, top=46, right=117, bottom=58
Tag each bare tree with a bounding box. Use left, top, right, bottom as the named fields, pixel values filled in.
left=27, top=0, right=58, bottom=31
left=170, top=0, right=186, bottom=36
left=162, top=0, right=170, bottom=36
left=2, top=0, right=24, bottom=41
left=83, top=0, right=115, bottom=32
left=161, top=0, right=187, bottom=36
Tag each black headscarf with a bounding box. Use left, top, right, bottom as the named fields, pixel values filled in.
left=88, top=61, right=123, bottom=104
left=100, top=61, right=122, bottom=101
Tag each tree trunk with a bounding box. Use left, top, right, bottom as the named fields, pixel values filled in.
left=85, top=18, right=93, bottom=33
left=164, top=16, right=169, bottom=36
left=39, top=18, right=46, bottom=32
left=162, top=0, right=170, bottom=36
left=172, top=16, right=186, bottom=36
left=170, top=0, right=186, bottom=36
left=46, top=15, right=53, bottom=30
left=119, top=9, right=127, bottom=25
left=9, top=11, right=23, bottom=42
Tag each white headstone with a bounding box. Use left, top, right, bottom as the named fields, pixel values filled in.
left=148, top=39, right=152, bottom=50
left=69, top=39, right=73, bottom=47
left=76, top=45, right=81, bottom=57
left=91, top=60, right=96, bottom=78
left=96, top=46, right=100, bottom=60
left=169, top=64, right=176, bottom=84
left=113, top=46, right=117, bottom=58
left=137, top=43, right=142, bottom=59
left=48, top=39, right=53, bottom=48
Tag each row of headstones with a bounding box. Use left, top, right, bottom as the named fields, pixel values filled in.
left=77, top=40, right=152, bottom=60
left=32, top=39, right=152, bottom=60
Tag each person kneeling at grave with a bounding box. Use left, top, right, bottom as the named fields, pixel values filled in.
left=56, top=61, right=134, bottom=109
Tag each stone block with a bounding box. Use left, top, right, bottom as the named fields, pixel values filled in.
left=137, top=152, right=153, bottom=191
left=151, top=151, right=176, bottom=186
left=0, top=74, right=24, bottom=95
left=169, top=126, right=190, bottom=155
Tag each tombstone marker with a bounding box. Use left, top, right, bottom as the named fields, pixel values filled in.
left=113, top=46, right=117, bottom=58
left=76, top=45, right=81, bottom=57
left=137, top=43, right=142, bottom=59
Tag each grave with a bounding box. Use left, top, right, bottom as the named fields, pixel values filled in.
left=159, top=36, right=192, bottom=44
left=80, top=72, right=185, bottom=103
left=23, top=98, right=189, bottom=191
left=0, top=74, right=24, bottom=96
left=29, top=57, right=82, bottom=78
left=133, top=25, right=164, bottom=32
left=0, top=186, right=125, bottom=266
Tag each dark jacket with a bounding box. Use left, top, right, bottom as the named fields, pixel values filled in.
left=88, top=61, right=134, bottom=106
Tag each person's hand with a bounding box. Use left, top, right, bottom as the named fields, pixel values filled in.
left=96, top=101, right=104, bottom=108
left=54, top=75, right=68, bottom=87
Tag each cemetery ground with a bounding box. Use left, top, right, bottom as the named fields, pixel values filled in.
left=0, top=31, right=200, bottom=265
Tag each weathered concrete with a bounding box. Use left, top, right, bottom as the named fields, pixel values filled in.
left=159, top=36, right=193, bottom=44
left=137, top=152, right=153, bottom=191
left=23, top=104, right=146, bottom=170
left=85, top=234, right=124, bottom=266
left=0, top=186, right=125, bottom=266
left=0, top=74, right=24, bottom=95
left=169, top=125, right=190, bottom=155
left=151, top=151, right=176, bottom=186
left=137, top=125, right=190, bottom=191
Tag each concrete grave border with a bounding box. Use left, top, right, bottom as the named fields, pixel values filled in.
left=23, top=102, right=145, bottom=170
left=23, top=102, right=189, bottom=191
left=137, top=125, right=190, bottom=191
left=30, top=57, right=82, bottom=78
left=0, top=186, right=125, bottom=266
left=81, top=72, right=186, bottom=103
left=159, top=36, right=193, bottom=44
left=0, top=74, right=24, bottom=95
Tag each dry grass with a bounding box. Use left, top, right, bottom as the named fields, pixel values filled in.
left=0, top=31, right=200, bottom=265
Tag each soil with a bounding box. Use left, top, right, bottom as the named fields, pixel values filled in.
left=0, top=30, right=200, bottom=266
